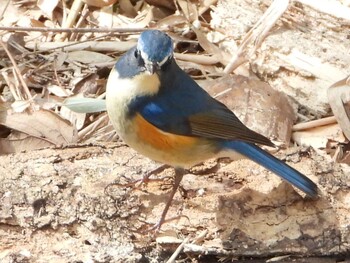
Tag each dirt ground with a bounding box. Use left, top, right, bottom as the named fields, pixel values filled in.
left=0, top=141, right=349, bottom=262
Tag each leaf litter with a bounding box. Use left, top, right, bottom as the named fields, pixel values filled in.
left=0, top=0, right=348, bottom=164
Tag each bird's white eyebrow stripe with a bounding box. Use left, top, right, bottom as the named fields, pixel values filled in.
left=140, top=50, right=171, bottom=67
left=140, top=50, right=149, bottom=62
left=158, top=54, right=171, bottom=66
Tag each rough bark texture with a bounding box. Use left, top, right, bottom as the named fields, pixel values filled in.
left=0, top=142, right=349, bottom=262
left=211, top=0, right=350, bottom=115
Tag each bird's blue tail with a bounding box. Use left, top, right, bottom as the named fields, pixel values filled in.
left=225, top=141, right=318, bottom=198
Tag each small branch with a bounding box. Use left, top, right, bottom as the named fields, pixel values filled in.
left=25, top=40, right=136, bottom=52
left=175, top=53, right=220, bottom=65
left=292, top=116, right=337, bottom=131
left=166, top=237, right=190, bottom=263
left=55, top=0, right=85, bottom=41
left=224, top=0, right=290, bottom=74
left=24, top=40, right=220, bottom=65
left=0, top=40, right=33, bottom=103
left=0, top=0, right=11, bottom=21
left=0, top=26, right=148, bottom=34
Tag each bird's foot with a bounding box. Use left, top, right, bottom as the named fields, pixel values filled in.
left=107, top=164, right=170, bottom=191
left=138, top=168, right=187, bottom=234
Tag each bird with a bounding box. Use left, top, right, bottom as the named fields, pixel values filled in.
left=105, top=30, right=318, bottom=231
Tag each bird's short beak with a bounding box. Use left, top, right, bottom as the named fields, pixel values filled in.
left=145, top=62, right=159, bottom=75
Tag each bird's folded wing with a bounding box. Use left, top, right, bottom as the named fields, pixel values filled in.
left=188, top=110, right=274, bottom=147
left=139, top=100, right=274, bottom=147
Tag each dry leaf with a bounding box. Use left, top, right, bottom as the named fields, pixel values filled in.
left=47, top=85, right=73, bottom=97
left=11, top=100, right=33, bottom=113
left=192, top=28, right=230, bottom=65
left=78, top=113, right=110, bottom=142
left=292, top=123, right=347, bottom=149
left=82, top=0, right=117, bottom=7
left=132, top=7, right=154, bottom=28
left=145, top=0, right=176, bottom=11
left=328, top=75, right=350, bottom=140
left=177, top=0, right=198, bottom=22
left=156, top=14, right=187, bottom=28
left=37, top=0, right=60, bottom=19
left=0, top=109, right=78, bottom=146
left=72, top=74, right=100, bottom=95
left=200, top=75, right=296, bottom=145
left=0, top=131, right=53, bottom=154
left=119, top=0, right=137, bottom=17
left=60, top=106, right=86, bottom=130
left=67, top=51, right=114, bottom=64
left=96, top=5, right=114, bottom=28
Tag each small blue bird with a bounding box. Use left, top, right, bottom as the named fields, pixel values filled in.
left=106, top=30, right=318, bottom=230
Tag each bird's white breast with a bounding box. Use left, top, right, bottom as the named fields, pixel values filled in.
left=105, top=67, right=160, bottom=141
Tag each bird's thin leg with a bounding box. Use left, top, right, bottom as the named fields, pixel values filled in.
left=143, top=167, right=185, bottom=232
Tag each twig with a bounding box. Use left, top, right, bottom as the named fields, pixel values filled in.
left=25, top=40, right=135, bottom=52
left=0, top=40, right=33, bottom=103
left=166, top=237, right=190, bottom=263
left=55, top=0, right=85, bottom=41
left=25, top=39, right=220, bottom=65
left=224, top=0, right=290, bottom=74
left=175, top=53, right=220, bottom=65
left=69, top=3, right=90, bottom=41
left=0, top=0, right=11, bottom=21
left=0, top=26, right=147, bottom=33
left=292, top=116, right=337, bottom=131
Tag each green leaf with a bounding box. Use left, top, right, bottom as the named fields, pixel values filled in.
left=63, top=98, right=106, bottom=113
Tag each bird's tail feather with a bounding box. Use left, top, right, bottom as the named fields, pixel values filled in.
left=225, top=141, right=318, bottom=198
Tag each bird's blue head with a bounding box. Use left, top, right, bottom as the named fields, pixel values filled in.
left=136, top=30, right=174, bottom=74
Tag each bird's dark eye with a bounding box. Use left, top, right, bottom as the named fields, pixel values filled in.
left=135, top=50, right=145, bottom=67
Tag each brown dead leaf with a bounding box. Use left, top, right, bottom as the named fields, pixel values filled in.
left=119, top=0, right=137, bottom=17
left=132, top=6, right=154, bottom=28
left=82, top=0, right=117, bottom=7
left=292, top=123, right=347, bottom=149
left=145, top=0, right=176, bottom=11
left=200, top=75, right=296, bottom=145
left=338, top=149, right=350, bottom=164
left=328, top=75, right=350, bottom=140
left=0, top=1, right=21, bottom=26
left=37, top=0, right=60, bottom=19
left=72, top=74, right=100, bottom=95
left=30, top=18, right=47, bottom=28
left=156, top=14, right=188, bottom=29
left=7, top=33, right=27, bottom=56
left=0, top=109, right=78, bottom=147
left=192, top=28, right=230, bottom=65
left=0, top=131, right=53, bottom=155
left=11, top=100, right=33, bottom=113
left=60, top=106, right=86, bottom=130
left=67, top=51, right=114, bottom=65
left=78, top=113, right=111, bottom=142
left=47, top=85, right=72, bottom=97
left=177, top=0, right=198, bottom=22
